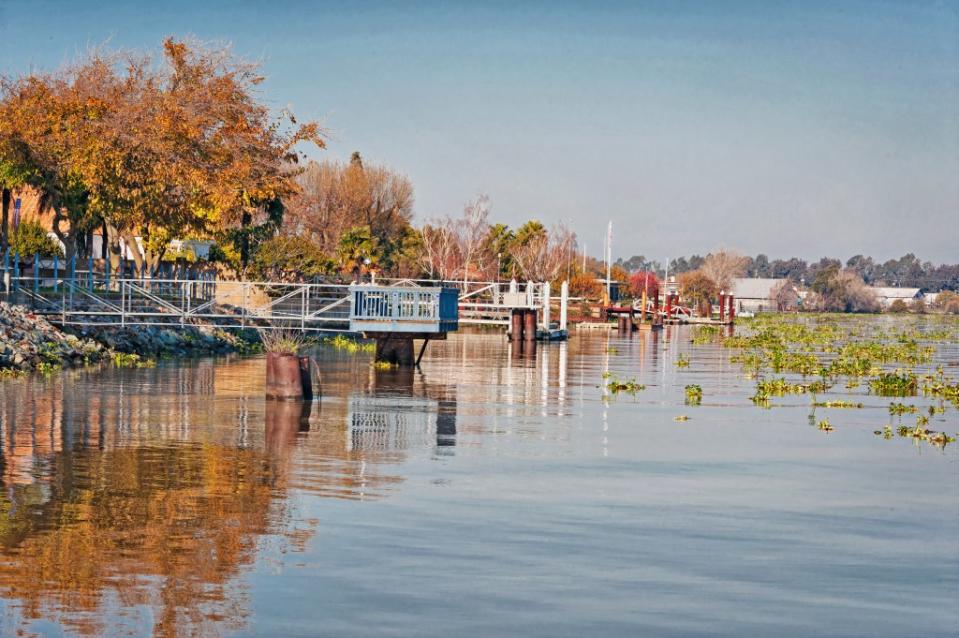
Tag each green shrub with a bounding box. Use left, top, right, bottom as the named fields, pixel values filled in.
left=9, top=220, right=63, bottom=258
left=250, top=235, right=335, bottom=282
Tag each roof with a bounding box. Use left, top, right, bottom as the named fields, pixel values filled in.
left=730, top=278, right=789, bottom=300
left=868, top=287, right=921, bottom=300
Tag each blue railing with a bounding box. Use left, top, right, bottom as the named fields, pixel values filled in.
left=349, top=285, right=458, bottom=334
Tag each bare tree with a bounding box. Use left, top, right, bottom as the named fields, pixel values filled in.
left=701, top=250, right=748, bottom=291
left=510, top=223, right=576, bottom=282
left=458, top=195, right=491, bottom=288
left=418, top=218, right=460, bottom=281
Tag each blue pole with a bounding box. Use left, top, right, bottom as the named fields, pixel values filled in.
left=70, top=253, right=76, bottom=288
left=13, top=252, right=20, bottom=293
left=53, top=254, right=59, bottom=292
left=104, top=256, right=110, bottom=292
left=3, top=248, right=8, bottom=295
left=88, top=253, right=94, bottom=291
left=120, top=255, right=125, bottom=280
left=33, top=252, right=39, bottom=294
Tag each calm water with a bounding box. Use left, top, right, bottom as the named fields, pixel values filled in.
left=0, top=323, right=956, bottom=637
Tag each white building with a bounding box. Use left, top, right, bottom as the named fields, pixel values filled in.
left=868, top=286, right=922, bottom=309
left=729, top=278, right=796, bottom=313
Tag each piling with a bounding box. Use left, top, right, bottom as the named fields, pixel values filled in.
left=664, top=293, right=672, bottom=320
left=617, top=315, right=629, bottom=333
left=510, top=309, right=525, bottom=342
left=524, top=308, right=538, bottom=342
left=728, top=294, right=736, bottom=323
left=719, top=291, right=726, bottom=323
left=266, top=352, right=306, bottom=400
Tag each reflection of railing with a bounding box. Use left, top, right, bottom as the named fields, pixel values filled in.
left=346, top=395, right=442, bottom=452
left=349, top=285, right=458, bottom=333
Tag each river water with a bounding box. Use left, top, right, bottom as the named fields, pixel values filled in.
left=0, top=324, right=956, bottom=637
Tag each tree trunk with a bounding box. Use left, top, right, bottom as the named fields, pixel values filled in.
left=120, top=229, right=145, bottom=278
left=52, top=209, right=77, bottom=264
left=105, top=223, right=124, bottom=284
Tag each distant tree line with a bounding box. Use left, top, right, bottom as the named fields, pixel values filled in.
left=617, top=253, right=959, bottom=292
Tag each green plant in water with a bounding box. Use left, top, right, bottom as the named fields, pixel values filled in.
left=888, top=402, right=918, bottom=415
left=812, top=400, right=863, bottom=408
left=674, top=414, right=689, bottom=422
left=868, top=372, right=918, bottom=397
left=606, top=375, right=645, bottom=394
left=675, top=354, right=690, bottom=368
left=684, top=384, right=703, bottom=405
left=322, top=334, right=375, bottom=354
left=111, top=352, right=156, bottom=368
left=817, top=418, right=834, bottom=432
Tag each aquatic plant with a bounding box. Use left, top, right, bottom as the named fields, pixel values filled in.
left=675, top=354, right=690, bottom=368
left=673, top=414, right=689, bottom=422
left=888, top=402, right=918, bottom=415
left=322, top=334, right=375, bottom=354
left=111, top=352, right=156, bottom=368
left=606, top=376, right=645, bottom=394
left=817, top=418, right=834, bottom=432
left=812, top=400, right=863, bottom=408
left=868, top=372, right=918, bottom=397
left=684, top=384, right=703, bottom=405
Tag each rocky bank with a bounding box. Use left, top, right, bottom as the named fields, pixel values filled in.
left=0, top=302, right=248, bottom=375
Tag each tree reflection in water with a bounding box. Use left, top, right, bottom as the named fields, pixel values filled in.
left=0, top=357, right=458, bottom=636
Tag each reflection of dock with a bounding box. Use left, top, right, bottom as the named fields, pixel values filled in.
left=347, top=392, right=456, bottom=452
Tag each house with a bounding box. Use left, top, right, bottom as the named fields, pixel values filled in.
left=730, top=278, right=796, bottom=313
left=868, top=286, right=922, bottom=309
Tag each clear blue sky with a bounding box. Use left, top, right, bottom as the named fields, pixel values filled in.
left=1, top=0, right=956, bottom=263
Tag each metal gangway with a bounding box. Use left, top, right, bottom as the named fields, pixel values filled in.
left=0, top=268, right=561, bottom=333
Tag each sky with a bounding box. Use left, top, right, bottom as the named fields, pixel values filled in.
left=1, top=0, right=957, bottom=263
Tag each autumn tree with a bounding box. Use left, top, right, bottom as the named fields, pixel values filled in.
left=678, top=270, right=718, bottom=316
left=283, top=154, right=414, bottom=269
left=0, top=39, right=323, bottom=276
left=628, top=271, right=660, bottom=300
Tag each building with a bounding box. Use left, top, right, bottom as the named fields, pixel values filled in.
left=868, top=286, right=922, bottom=309
left=730, top=277, right=796, bottom=313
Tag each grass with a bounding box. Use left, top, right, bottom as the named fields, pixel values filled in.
left=258, top=329, right=307, bottom=355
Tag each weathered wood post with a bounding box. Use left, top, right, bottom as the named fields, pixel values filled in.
left=719, top=290, right=726, bottom=323
left=728, top=294, right=736, bottom=323
left=664, top=291, right=672, bottom=321
left=640, top=289, right=648, bottom=324
left=618, top=314, right=629, bottom=333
